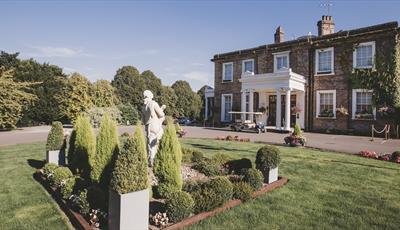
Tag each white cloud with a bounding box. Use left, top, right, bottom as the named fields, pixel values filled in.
left=29, top=46, right=85, bottom=57
left=183, top=71, right=209, bottom=83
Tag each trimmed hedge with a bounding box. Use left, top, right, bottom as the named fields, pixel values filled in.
left=46, top=121, right=64, bottom=151
left=256, top=145, right=281, bottom=170
left=165, top=191, right=194, bottom=222
left=243, top=168, right=264, bottom=190
left=157, top=183, right=180, bottom=199
left=43, top=163, right=58, bottom=178
left=91, top=113, right=119, bottom=184
left=232, top=181, right=253, bottom=201
left=110, top=125, right=148, bottom=194
left=154, top=121, right=183, bottom=193
left=51, top=167, right=72, bottom=187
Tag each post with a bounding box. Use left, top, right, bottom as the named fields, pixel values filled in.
left=284, top=88, right=291, bottom=131
left=371, top=124, right=374, bottom=141
left=241, top=91, right=246, bottom=120
left=276, top=89, right=282, bottom=130
left=249, top=90, right=254, bottom=122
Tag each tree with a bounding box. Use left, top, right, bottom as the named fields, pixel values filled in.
left=91, top=80, right=115, bottom=107
left=57, top=73, right=93, bottom=122
left=171, top=80, right=202, bottom=119
left=141, top=70, right=162, bottom=99
left=111, top=66, right=145, bottom=112
left=91, top=114, right=119, bottom=185
left=117, top=103, right=139, bottom=125
left=0, top=51, right=20, bottom=69
left=0, top=68, right=37, bottom=130
left=159, top=86, right=179, bottom=117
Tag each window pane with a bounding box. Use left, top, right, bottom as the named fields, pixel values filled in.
left=224, top=64, right=233, bottom=80
left=319, top=92, right=334, bottom=117
left=224, top=95, right=232, bottom=121
left=355, top=91, right=373, bottom=115
left=318, top=50, right=332, bottom=73
left=244, top=61, right=253, bottom=73
left=277, top=56, right=288, bottom=70
left=356, top=45, right=373, bottom=67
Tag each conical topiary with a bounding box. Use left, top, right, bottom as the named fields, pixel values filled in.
left=154, top=121, right=183, bottom=196
left=110, top=124, right=148, bottom=194
left=91, top=113, right=119, bottom=184
left=73, top=115, right=96, bottom=179
left=46, top=121, right=64, bottom=151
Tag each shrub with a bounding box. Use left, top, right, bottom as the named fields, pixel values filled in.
left=165, top=191, right=194, bottom=222
left=85, top=106, right=122, bottom=128
left=157, top=183, right=180, bottom=199
left=390, top=151, right=400, bottom=163
left=73, top=115, right=96, bottom=178
left=61, top=176, right=85, bottom=200
left=70, top=189, right=90, bottom=216
left=119, top=132, right=131, bottom=146
left=46, top=121, right=64, bottom=151
left=87, top=185, right=107, bottom=210
left=191, top=150, right=204, bottom=163
left=211, top=153, right=234, bottom=166
left=225, top=158, right=252, bottom=174
left=90, top=113, right=119, bottom=184
left=232, top=182, right=253, bottom=201
left=207, top=176, right=233, bottom=202
left=181, top=147, right=204, bottom=163
left=117, top=103, right=139, bottom=125
left=51, top=166, right=73, bottom=187
left=183, top=179, right=204, bottom=193
left=293, top=123, right=302, bottom=136
left=192, top=159, right=222, bottom=176
left=255, top=145, right=281, bottom=173
left=110, top=124, right=148, bottom=194
left=67, top=129, right=76, bottom=168
left=243, top=168, right=264, bottom=190
left=154, top=121, right=183, bottom=192
left=43, top=163, right=59, bottom=179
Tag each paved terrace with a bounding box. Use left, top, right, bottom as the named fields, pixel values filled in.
left=0, top=126, right=399, bottom=154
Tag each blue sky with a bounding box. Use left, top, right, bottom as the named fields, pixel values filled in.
left=1, top=0, right=400, bottom=90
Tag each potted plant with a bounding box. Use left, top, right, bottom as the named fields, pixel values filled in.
left=46, top=121, right=65, bottom=165
left=336, top=105, right=349, bottom=116
left=108, top=125, right=149, bottom=230
left=284, top=124, right=306, bottom=147
left=255, top=145, right=281, bottom=184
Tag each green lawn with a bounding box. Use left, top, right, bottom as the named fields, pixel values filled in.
left=0, top=139, right=399, bottom=230
left=0, top=142, right=72, bottom=230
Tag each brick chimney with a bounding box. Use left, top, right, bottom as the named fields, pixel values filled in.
left=317, top=15, right=335, bottom=36
left=274, top=26, right=284, bottom=43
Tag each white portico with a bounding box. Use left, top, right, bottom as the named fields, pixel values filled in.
left=239, top=69, right=306, bottom=131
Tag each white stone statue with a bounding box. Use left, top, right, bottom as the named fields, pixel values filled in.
left=142, top=90, right=166, bottom=167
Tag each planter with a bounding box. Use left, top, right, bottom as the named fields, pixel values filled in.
left=46, top=150, right=65, bottom=165
left=263, top=167, right=278, bottom=184
left=108, top=189, right=149, bottom=230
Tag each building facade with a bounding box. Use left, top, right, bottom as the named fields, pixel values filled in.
left=208, top=16, right=400, bottom=134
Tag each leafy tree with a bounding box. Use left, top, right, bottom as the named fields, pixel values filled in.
left=111, top=66, right=145, bottom=112
left=91, top=80, right=115, bottom=107
left=110, top=124, right=148, bottom=194
left=117, top=103, right=139, bottom=125
left=91, top=114, right=119, bottom=185
left=171, top=80, right=202, bottom=119
left=0, top=68, right=37, bottom=130
left=57, top=73, right=93, bottom=122
left=159, top=86, right=179, bottom=117
left=154, top=121, right=183, bottom=193
left=85, top=106, right=122, bottom=128
left=141, top=70, right=162, bottom=98
left=0, top=51, right=20, bottom=69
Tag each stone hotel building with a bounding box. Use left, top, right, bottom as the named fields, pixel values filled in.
left=205, top=16, right=400, bottom=134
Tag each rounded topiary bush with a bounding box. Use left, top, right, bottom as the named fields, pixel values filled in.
left=165, top=190, right=195, bottom=222
left=61, top=176, right=84, bottom=200
left=243, top=168, right=264, bottom=191
left=46, top=121, right=64, bottom=151
left=110, top=124, right=148, bottom=194
left=191, top=187, right=217, bottom=213
left=52, top=167, right=73, bottom=187
left=255, top=145, right=281, bottom=171
left=157, top=183, right=180, bottom=199
left=43, top=163, right=59, bottom=179
left=207, top=176, right=233, bottom=202
left=232, top=181, right=253, bottom=202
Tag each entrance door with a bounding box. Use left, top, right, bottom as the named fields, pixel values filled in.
left=268, top=95, right=296, bottom=127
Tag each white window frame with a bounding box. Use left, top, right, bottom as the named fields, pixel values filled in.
left=242, top=59, right=254, bottom=75
left=222, top=62, right=233, bottom=82
left=273, top=51, right=290, bottom=73
left=353, top=41, right=376, bottom=69
left=315, top=47, right=334, bottom=75
left=352, top=89, right=376, bottom=120
left=221, top=93, right=233, bottom=122
left=316, top=90, right=336, bottom=118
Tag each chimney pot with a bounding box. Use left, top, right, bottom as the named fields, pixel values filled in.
left=317, top=15, right=335, bottom=36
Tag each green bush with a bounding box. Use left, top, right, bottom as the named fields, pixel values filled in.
left=391, top=151, right=400, bottom=162
left=85, top=106, right=122, bottom=128
left=67, top=130, right=76, bottom=167
left=43, top=163, right=59, bottom=178
left=225, top=158, right=252, bottom=174
left=181, top=147, right=203, bottom=163
left=256, top=145, right=281, bottom=170
left=232, top=181, right=253, bottom=202
left=243, top=168, right=264, bottom=191
left=72, top=115, right=96, bottom=178
left=87, top=185, right=107, bottom=210
left=192, top=159, right=222, bottom=176
left=293, top=123, right=302, bottom=136
left=119, top=132, right=131, bottom=146
left=76, top=189, right=90, bottom=215
left=183, top=179, right=204, bottom=193
left=46, top=121, right=64, bottom=151
left=61, top=176, right=85, bottom=200
left=51, top=167, right=73, bottom=187
left=191, top=149, right=204, bottom=163
left=91, top=113, right=119, bottom=184
left=154, top=121, right=183, bottom=192
left=166, top=191, right=194, bottom=222
left=110, top=124, right=148, bottom=194
left=157, top=183, right=180, bottom=199
left=207, top=176, right=233, bottom=202
left=117, top=103, right=139, bottom=125
left=211, top=153, right=234, bottom=166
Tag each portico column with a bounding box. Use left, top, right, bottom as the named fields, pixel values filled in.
left=249, top=89, right=254, bottom=121
left=285, top=88, right=291, bottom=131
left=241, top=91, right=247, bottom=120
left=276, top=89, right=281, bottom=129
left=205, top=97, right=208, bottom=120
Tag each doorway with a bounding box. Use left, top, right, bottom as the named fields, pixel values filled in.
left=267, top=95, right=296, bottom=127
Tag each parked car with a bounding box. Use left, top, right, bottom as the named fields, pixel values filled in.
left=177, top=117, right=192, bottom=126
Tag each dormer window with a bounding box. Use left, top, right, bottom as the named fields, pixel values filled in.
left=353, top=41, right=375, bottom=69
left=273, top=51, right=290, bottom=72
left=315, top=47, right=334, bottom=75
left=242, top=59, right=254, bottom=75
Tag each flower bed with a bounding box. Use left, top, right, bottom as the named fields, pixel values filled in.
left=216, top=135, right=250, bottom=142
left=284, top=124, right=306, bottom=147
left=358, top=150, right=400, bottom=163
